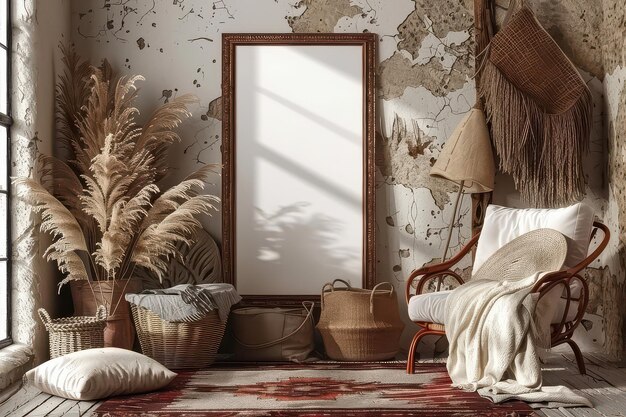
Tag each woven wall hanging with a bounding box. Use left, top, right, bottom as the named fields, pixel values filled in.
left=479, top=1, right=592, bottom=207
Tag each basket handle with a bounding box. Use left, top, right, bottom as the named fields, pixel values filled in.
left=369, top=282, right=395, bottom=315
left=320, top=279, right=352, bottom=310
left=95, top=305, right=108, bottom=321
left=37, top=308, right=52, bottom=327
left=232, top=301, right=314, bottom=350
left=331, top=278, right=351, bottom=289
left=321, top=279, right=352, bottom=293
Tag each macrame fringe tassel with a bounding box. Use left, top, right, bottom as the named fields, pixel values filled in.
left=479, top=60, right=591, bottom=207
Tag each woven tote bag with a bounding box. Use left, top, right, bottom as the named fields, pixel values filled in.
left=479, top=0, right=591, bottom=207
left=317, top=280, right=404, bottom=361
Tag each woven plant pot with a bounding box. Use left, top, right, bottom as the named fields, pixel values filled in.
left=131, top=305, right=227, bottom=369
left=39, top=306, right=107, bottom=359
left=71, top=279, right=142, bottom=350
left=317, top=280, right=404, bottom=361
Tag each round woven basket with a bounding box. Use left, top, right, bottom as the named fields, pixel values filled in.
left=131, top=305, right=227, bottom=369
left=39, top=306, right=107, bottom=359
left=317, top=280, right=405, bottom=361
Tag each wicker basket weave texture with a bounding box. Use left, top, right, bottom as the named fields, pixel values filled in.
left=317, top=281, right=405, bottom=361
left=38, top=306, right=107, bottom=359
left=131, top=305, right=226, bottom=369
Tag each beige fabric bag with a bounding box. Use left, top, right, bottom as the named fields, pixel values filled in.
left=231, top=302, right=314, bottom=362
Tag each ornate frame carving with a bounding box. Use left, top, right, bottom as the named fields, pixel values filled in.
left=221, top=33, right=377, bottom=305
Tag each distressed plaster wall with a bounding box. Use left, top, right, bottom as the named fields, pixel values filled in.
left=600, top=0, right=626, bottom=360
left=11, top=0, right=72, bottom=364
left=69, top=0, right=619, bottom=357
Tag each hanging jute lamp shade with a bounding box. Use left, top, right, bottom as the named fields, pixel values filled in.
left=430, top=108, right=495, bottom=193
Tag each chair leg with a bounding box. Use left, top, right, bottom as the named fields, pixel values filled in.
left=406, top=329, right=426, bottom=374
left=565, top=340, right=586, bottom=375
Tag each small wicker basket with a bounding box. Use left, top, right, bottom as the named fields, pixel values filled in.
left=131, top=304, right=227, bottom=369
left=38, top=305, right=107, bottom=359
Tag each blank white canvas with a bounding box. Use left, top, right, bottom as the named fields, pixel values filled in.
left=235, top=45, right=364, bottom=295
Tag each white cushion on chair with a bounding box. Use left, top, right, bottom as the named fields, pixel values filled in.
left=473, top=203, right=594, bottom=274
left=472, top=203, right=594, bottom=297
left=407, top=290, right=450, bottom=323
left=408, top=290, right=578, bottom=325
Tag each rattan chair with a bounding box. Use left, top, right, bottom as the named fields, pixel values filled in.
left=405, top=221, right=610, bottom=375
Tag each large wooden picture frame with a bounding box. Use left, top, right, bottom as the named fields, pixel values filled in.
left=222, top=33, right=376, bottom=305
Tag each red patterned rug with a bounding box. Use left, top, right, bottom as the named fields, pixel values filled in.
left=94, top=362, right=538, bottom=416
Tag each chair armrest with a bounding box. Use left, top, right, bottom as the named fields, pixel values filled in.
left=407, top=270, right=466, bottom=303
left=530, top=270, right=570, bottom=295
left=405, top=232, right=480, bottom=303
left=530, top=270, right=589, bottom=335
left=531, top=221, right=609, bottom=294
left=565, top=221, right=610, bottom=276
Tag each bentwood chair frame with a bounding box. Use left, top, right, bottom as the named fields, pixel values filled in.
left=405, top=221, right=610, bottom=375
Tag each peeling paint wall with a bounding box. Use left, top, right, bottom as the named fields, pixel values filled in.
left=69, top=0, right=620, bottom=358
left=600, top=0, right=626, bottom=359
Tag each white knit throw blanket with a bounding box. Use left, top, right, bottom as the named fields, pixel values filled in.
left=444, top=273, right=592, bottom=408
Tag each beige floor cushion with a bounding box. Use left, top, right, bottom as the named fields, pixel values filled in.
left=24, top=347, right=176, bottom=400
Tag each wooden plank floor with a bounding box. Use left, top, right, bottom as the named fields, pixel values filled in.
left=0, top=384, right=101, bottom=417
left=1, top=349, right=625, bottom=416
left=533, top=349, right=626, bottom=417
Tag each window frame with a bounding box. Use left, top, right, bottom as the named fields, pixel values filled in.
left=0, top=0, right=13, bottom=350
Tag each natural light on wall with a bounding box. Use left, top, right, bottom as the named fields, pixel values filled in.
left=235, top=45, right=364, bottom=295
left=0, top=0, right=10, bottom=344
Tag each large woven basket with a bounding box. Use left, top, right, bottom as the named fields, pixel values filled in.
left=317, top=280, right=405, bottom=361
left=38, top=305, right=107, bottom=359
left=131, top=305, right=227, bottom=369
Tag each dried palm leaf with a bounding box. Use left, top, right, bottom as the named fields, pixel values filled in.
left=142, top=164, right=219, bottom=227
left=139, top=228, right=222, bottom=289
left=124, top=150, right=157, bottom=197
left=107, top=75, right=143, bottom=157
left=135, top=94, right=197, bottom=180
left=56, top=44, right=93, bottom=158
left=80, top=134, right=138, bottom=233
left=74, top=73, right=111, bottom=173
left=15, top=178, right=89, bottom=282
left=98, top=59, right=118, bottom=113
left=37, top=155, right=84, bottom=218
left=95, top=183, right=159, bottom=276
left=21, top=47, right=215, bottom=292
left=55, top=252, right=90, bottom=289
left=132, top=195, right=218, bottom=281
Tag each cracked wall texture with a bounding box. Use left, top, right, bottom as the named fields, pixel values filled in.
left=601, top=0, right=626, bottom=359
left=70, top=0, right=618, bottom=358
